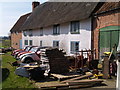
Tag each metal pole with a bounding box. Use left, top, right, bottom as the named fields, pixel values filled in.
left=116, top=53, right=120, bottom=90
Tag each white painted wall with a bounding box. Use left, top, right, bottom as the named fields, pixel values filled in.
left=22, top=18, right=91, bottom=55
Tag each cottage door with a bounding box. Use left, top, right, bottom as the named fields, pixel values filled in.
left=19, top=39, right=22, bottom=49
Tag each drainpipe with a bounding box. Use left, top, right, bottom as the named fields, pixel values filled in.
left=91, top=15, right=94, bottom=60
left=116, top=52, right=120, bottom=90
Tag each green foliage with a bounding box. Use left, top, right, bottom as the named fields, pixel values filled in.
left=2, top=52, right=36, bottom=88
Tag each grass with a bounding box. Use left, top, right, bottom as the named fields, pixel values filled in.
left=1, top=52, right=36, bottom=89
left=0, top=39, right=11, bottom=48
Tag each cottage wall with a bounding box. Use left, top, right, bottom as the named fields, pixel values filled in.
left=22, top=18, right=91, bottom=55
left=11, top=32, right=22, bottom=49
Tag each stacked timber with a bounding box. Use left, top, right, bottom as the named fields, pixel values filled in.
left=40, top=73, right=104, bottom=89
left=46, top=48, right=69, bottom=74
left=40, top=79, right=103, bottom=89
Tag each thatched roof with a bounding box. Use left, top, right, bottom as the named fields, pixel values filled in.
left=10, top=13, right=31, bottom=33
left=21, top=2, right=98, bottom=30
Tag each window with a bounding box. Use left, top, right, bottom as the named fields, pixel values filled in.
left=40, top=28, right=43, bottom=36
left=15, top=32, right=18, bottom=35
left=53, top=24, right=60, bottom=35
left=40, top=40, right=42, bottom=47
left=29, top=29, right=33, bottom=36
left=29, top=40, right=33, bottom=45
left=53, top=41, right=59, bottom=48
left=70, top=41, right=79, bottom=53
left=24, top=40, right=28, bottom=45
left=70, top=21, right=80, bottom=34
left=23, top=31, right=27, bottom=36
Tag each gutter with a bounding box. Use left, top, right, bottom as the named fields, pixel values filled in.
left=93, top=7, right=120, bottom=17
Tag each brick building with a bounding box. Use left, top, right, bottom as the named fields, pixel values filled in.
left=10, top=32, right=22, bottom=49
left=10, top=13, right=31, bottom=49
left=92, top=2, right=120, bottom=59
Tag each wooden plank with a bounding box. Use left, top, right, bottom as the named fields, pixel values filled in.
left=61, top=73, right=93, bottom=83
left=66, top=79, right=103, bottom=86
left=51, top=73, right=80, bottom=81
left=69, top=84, right=92, bottom=89
left=41, top=79, right=103, bottom=89
left=40, top=83, right=68, bottom=88
left=23, top=65, right=39, bottom=68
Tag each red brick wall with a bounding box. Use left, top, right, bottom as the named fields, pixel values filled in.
left=93, top=12, right=120, bottom=59
left=11, top=32, right=22, bottom=49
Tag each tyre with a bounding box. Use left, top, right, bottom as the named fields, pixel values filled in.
left=23, top=57, right=34, bottom=64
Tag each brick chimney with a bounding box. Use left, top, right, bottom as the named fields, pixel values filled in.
left=32, top=1, right=40, bottom=11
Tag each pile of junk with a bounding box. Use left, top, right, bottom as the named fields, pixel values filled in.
left=9, top=47, right=117, bottom=88
left=10, top=47, right=50, bottom=81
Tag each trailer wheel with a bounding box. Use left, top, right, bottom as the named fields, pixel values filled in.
left=24, top=57, right=34, bottom=64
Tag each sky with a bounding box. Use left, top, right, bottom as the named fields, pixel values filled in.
left=0, top=0, right=119, bottom=37
left=0, top=0, right=48, bottom=37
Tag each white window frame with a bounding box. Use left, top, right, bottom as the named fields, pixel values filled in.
left=29, top=40, right=33, bottom=46
left=53, top=24, right=60, bottom=35
left=53, top=41, right=59, bottom=48
left=24, top=40, right=28, bottom=45
left=70, top=21, right=80, bottom=34
left=70, top=41, right=79, bottom=53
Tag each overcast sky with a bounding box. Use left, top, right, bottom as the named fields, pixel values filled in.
left=0, top=0, right=48, bottom=36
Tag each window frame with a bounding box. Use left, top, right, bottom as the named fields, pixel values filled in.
left=53, top=24, right=60, bottom=35
left=24, top=40, right=28, bottom=45
left=29, top=40, right=33, bottom=46
left=40, top=40, right=42, bottom=47
left=70, top=21, right=80, bottom=34
left=70, top=41, right=79, bottom=53
left=53, top=41, right=59, bottom=48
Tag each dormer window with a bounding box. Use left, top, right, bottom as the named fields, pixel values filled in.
left=70, top=21, right=80, bottom=34
left=29, top=29, right=33, bottom=36
left=23, top=31, right=27, bottom=36
left=53, top=24, right=60, bottom=35
left=40, top=28, right=43, bottom=36
left=15, top=32, right=18, bottom=35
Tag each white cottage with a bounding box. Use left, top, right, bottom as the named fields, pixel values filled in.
left=20, top=2, right=98, bottom=56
